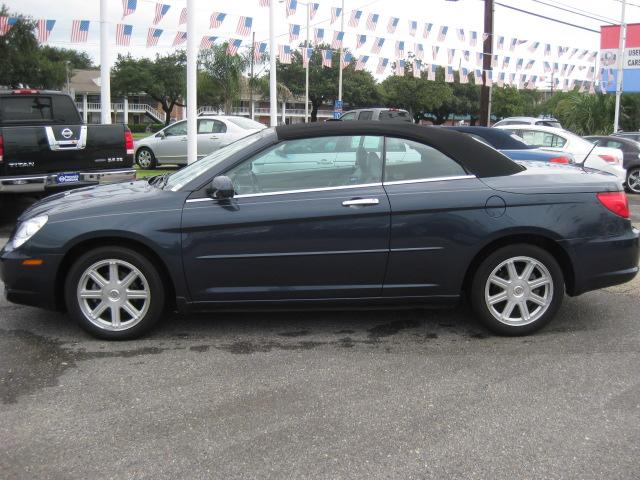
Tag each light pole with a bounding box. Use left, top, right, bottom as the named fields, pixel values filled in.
left=338, top=0, right=345, bottom=101
left=269, top=0, right=277, bottom=126
left=614, top=0, right=627, bottom=133
left=99, top=0, right=111, bottom=124
left=305, top=1, right=310, bottom=122
left=186, top=0, right=198, bottom=164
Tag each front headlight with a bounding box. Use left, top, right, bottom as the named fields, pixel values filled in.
left=11, top=215, right=48, bottom=249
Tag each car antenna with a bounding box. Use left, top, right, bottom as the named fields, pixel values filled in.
left=581, top=142, right=599, bottom=172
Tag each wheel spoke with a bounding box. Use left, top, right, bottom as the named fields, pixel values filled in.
left=519, top=300, right=531, bottom=321
left=111, top=305, right=121, bottom=327
left=520, top=262, right=536, bottom=281
left=528, top=276, right=550, bottom=290
left=490, top=275, right=510, bottom=289
left=502, top=300, right=516, bottom=319
left=88, top=270, right=108, bottom=288
left=92, top=301, right=108, bottom=319
left=108, top=262, right=119, bottom=283
left=80, top=289, right=102, bottom=299
left=122, top=302, right=140, bottom=320
left=506, top=261, right=518, bottom=281
left=488, top=291, right=508, bottom=305
left=120, top=271, right=138, bottom=288
left=126, top=289, right=148, bottom=300
left=529, top=292, right=547, bottom=306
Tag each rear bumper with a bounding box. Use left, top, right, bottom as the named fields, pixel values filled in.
left=0, top=169, right=136, bottom=193
left=562, top=226, right=640, bottom=296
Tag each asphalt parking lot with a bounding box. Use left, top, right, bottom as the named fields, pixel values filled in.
left=1, top=194, right=639, bottom=479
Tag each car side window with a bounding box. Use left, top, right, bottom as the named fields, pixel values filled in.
left=516, top=130, right=566, bottom=148
left=384, top=137, right=467, bottom=182
left=606, top=140, right=624, bottom=149
left=225, top=135, right=383, bottom=195
left=358, top=111, right=373, bottom=120
left=164, top=121, right=187, bottom=136
left=340, top=112, right=357, bottom=121
left=198, top=119, right=227, bottom=134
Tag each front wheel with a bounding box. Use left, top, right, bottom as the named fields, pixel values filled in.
left=65, top=246, right=165, bottom=340
left=626, top=167, right=640, bottom=194
left=136, top=147, right=156, bottom=169
left=470, top=244, right=564, bottom=335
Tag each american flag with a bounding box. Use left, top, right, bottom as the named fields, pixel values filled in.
left=331, top=31, right=344, bottom=49
left=289, top=24, right=300, bottom=42
left=456, top=28, right=465, bottom=42
left=309, top=3, right=319, bottom=19
left=146, top=28, right=162, bottom=47
left=36, top=19, right=55, bottom=43
left=476, top=52, right=483, bottom=67
left=508, top=73, right=515, bottom=86
left=518, top=74, right=526, bottom=89
left=567, top=64, right=575, bottom=76
left=437, top=26, right=448, bottom=42
left=579, top=80, right=587, bottom=93
left=301, top=47, right=313, bottom=67
left=462, top=50, right=470, bottom=62
left=427, top=64, right=437, bottom=81
left=544, top=44, right=551, bottom=56
left=371, top=37, right=384, bottom=54
left=447, top=48, right=455, bottom=65
left=366, top=13, right=379, bottom=31
left=322, top=50, right=333, bottom=68
left=376, top=58, right=388, bottom=74
left=525, top=59, right=535, bottom=70
left=279, top=44, right=292, bottom=64
left=414, top=43, right=424, bottom=60
left=179, top=8, right=187, bottom=25
left=356, top=34, right=366, bottom=49
left=286, top=0, right=297, bottom=17
left=314, top=28, right=324, bottom=44
left=0, top=16, right=17, bottom=36
left=469, top=31, right=477, bottom=47
left=387, top=17, right=399, bottom=34
left=491, top=54, right=498, bottom=68
left=116, top=24, right=133, bottom=46
left=227, top=38, right=242, bottom=55
left=122, top=0, right=137, bottom=19
left=254, top=41, right=267, bottom=61
left=331, top=7, right=342, bottom=24
left=474, top=69, right=483, bottom=85
left=459, top=67, right=469, bottom=84
left=200, top=36, right=217, bottom=49
left=497, top=72, right=505, bottom=87
left=528, top=41, right=539, bottom=53
left=445, top=66, right=454, bottom=82
left=395, top=59, right=405, bottom=76
left=210, top=12, right=226, bottom=28
left=552, top=62, right=559, bottom=73
left=502, top=56, right=510, bottom=69
left=569, top=48, right=578, bottom=59
left=432, top=45, right=439, bottom=61
left=529, top=75, right=538, bottom=90
left=258, top=0, right=270, bottom=6
left=516, top=58, right=523, bottom=71
left=578, top=49, right=589, bottom=59
left=236, top=16, right=252, bottom=37
left=588, top=51, right=597, bottom=62
left=423, top=22, right=433, bottom=40
left=153, top=4, right=170, bottom=25
left=485, top=71, right=493, bottom=87
left=395, top=41, right=404, bottom=58
left=543, top=61, right=551, bottom=73
left=341, top=52, right=353, bottom=70
left=173, top=31, right=187, bottom=46
left=496, top=36, right=504, bottom=50
left=71, top=20, right=90, bottom=43
left=355, top=55, right=369, bottom=71
left=349, top=10, right=362, bottom=28
left=412, top=60, right=421, bottom=78
left=408, top=21, right=417, bottom=37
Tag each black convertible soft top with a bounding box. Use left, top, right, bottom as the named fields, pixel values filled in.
left=275, top=121, right=524, bottom=178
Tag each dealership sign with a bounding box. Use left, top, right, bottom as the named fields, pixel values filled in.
left=600, top=23, right=640, bottom=93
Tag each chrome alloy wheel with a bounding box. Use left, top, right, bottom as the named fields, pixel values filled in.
left=137, top=149, right=153, bottom=168
left=627, top=168, right=640, bottom=194
left=484, top=256, right=553, bottom=327
left=77, top=259, right=150, bottom=331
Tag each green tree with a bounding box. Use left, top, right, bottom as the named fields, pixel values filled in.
left=111, top=52, right=186, bottom=125
left=199, top=43, right=248, bottom=114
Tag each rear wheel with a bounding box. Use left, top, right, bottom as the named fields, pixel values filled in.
left=470, top=244, right=564, bottom=335
left=136, top=147, right=156, bottom=169
left=626, top=167, right=640, bottom=194
left=65, top=246, right=165, bottom=340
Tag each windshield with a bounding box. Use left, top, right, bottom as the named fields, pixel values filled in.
left=165, top=129, right=271, bottom=191
left=227, top=117, right=266, bottom=130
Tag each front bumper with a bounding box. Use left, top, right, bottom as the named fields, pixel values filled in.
left=0, top=169, right=136, bottom=193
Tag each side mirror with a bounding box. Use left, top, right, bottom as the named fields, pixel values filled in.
left=208, top=175, right=235, bottom=199
left=156, top=131, right=166, bottom=139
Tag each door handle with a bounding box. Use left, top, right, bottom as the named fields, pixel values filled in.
left=180, top=137, right=188, bottom=142
left=209, top=136, right=218, bottom=140
left=342, top=198, right=379, bottom=207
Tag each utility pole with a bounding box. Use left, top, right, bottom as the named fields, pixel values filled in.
left=338, top=0, right=345, bottom=101
left=614, top=0, right=627, bottom=133
left=250, top=31, right=255, bottom=120
left=269, top=0, right=277, bottom=126
left=479, top=0, right=494, bottom=126
left=99, top=0, right=111, bottom=124
left=186, top=0, right=197, bottom=164
left=305, top=1, right=310, bottom=122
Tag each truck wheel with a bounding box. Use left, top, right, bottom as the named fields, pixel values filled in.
left=626, top=167, right=640, bottom=194
left=470, top=244, right=564, bottom=336
left=136, top=148, right=156, bottom=169
left=65, top=246, right=165, bottom=340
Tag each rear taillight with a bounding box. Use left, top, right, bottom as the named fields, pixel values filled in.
left=549, top=156, right=570, bottom=164
left=124, top=129, right=134, bottom=155
left=598, top=154, right=618, bottom=164
left=0, top=134, right=4, bottom=164
left=597, top=192, right=630, bottom=219
left=12, top=89, right=39, bottom=94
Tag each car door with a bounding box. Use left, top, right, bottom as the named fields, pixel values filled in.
left=197, top=119, right=226, bottom=158
left=358, top=110, right=373, bottom=120
left=381, top=136, right=493, bottom=297
left=154, top=121, right=188, bottom=163
left=181, top=134, right=391, bottom=302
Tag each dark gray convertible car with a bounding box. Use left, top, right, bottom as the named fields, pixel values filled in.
left=1, top=122, right=638, bottom=339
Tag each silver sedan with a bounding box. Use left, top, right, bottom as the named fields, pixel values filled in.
left=134, top=116, right=266, bottom=169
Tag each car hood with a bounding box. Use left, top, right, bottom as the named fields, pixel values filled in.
left=481, top=162, right=622, bottom=194
left=20, top=179, right=186, bottom=222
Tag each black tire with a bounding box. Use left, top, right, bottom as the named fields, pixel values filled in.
left=625, top=167, right=640, bottom=194
left=65, top=246, right=165, bottom=340
left=136, top=147, right=157, bottom=169
left=470, top=244, right=564, bottom=336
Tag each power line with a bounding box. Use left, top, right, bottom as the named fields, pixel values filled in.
left=494, top=2, right=600, bottom=33
left=526, top=0, right=617, bottom=24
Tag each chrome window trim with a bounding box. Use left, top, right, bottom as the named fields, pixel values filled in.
left=185, top=182, right=383, bottom=203
left=383, top=175, right=476, bottom=186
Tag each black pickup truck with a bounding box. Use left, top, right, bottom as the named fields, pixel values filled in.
left=0, top=89, right=135, bottom=194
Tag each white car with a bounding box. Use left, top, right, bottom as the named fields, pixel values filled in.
left=495, top=125, right=626, bottom=184
left=493, top=116, right=562, bottom=128
left=134, top=116, right=266, bottom=168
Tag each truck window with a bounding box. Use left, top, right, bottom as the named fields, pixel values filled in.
left=52, top=95, right=83, bottom=123
left=378, top=110, right=412, bottom=122
left=0, top=96, right=53, bottom=123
